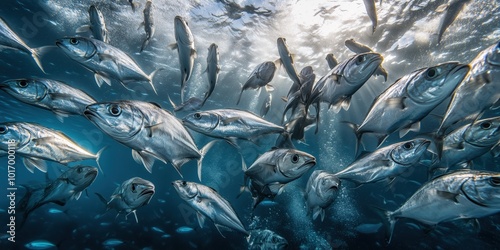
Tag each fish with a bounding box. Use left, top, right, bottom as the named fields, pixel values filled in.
left=95, top=177, right=155, bottom=223
left=176, top=226, right=194, bottom=234
left=436, top=116, right=500, bottom=172
left=335, top=139, right=431, bottom=185
left=0, top=122, right=105, bottom=173
left=19, top=165, right=98, bottom=224
left=260, top=93, right=272, bottom=118
left=76, top=5, right=109, bottom=43
left=169, top=16, right=196, bottom=103
left=182, top=108, right=284, bottom=147
left=103, top=238, right=124, bottom=247
left=384, top=170, right=500, bottom=243
left=435, top=0, right=472, bottom=44
left=24, top=240, right=57, bottom=250
left=282, top=65, right=315, bottom=120
left=284, top=102, right=316, bottom=142
left=305, top=170, right=341, bottom=221
left=237, top=61, right=277, bottom=105
left=346, top=62, right=469, bottom=154
left=56, top=37, right=160, bottom=94
left=438, top=41, right=500, bottom=136
left=204, top=43, right=220, bottom=105
left=140, top=0, right=155, bottom=52
left=0, top=17, right=46, bottom=73
left=325, top=53, right=338, bottom=69
left=247, top=229, right=288, bottom=250
left=0, top=78, right=96, bottom=121
left=363, top=0, right=377, bottom=33
left=172, top=180, right=249, bottom=236
left=84, top=100, right=214, bottom=179
left=354, top=223, right=383, bottom=234
left=310, top=52, right=383, bottom=114
left=344, top=38, right=388, bottom=81
left=151, top=226, right=165, bottom=233
left=277, top=38, right=301, bottom=87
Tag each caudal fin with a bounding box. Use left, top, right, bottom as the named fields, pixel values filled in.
left=30, top=46, right=54, bottom=74
left=148, top=68, right=164, bottom=95
left=371, top=205, right=397, bottom=244
left=197, top=140, right=217, bottom=181
left=95, top=146, right=107, bottom=175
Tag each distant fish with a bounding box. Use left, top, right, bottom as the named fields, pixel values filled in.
left=95, top=177, right=155, bottom=223
left=0, top=17, right=46, bottom=73
left=151, top=226, right=165, bottom=233
left=56, top=37, right=160, bottom=94
left=237, top=61, right=276, bottom=105
left=345, top=38, right=388, bottom=81
left=305, top=170, right=340, bottom=221
left=140, top=0, right=155, bottom=52
left=354, top=223, right=383, bottom=234
left=169, top=16, right=196, bottom=103
left=0, top=122, right=105, bottom=173
left=247, top=229, right=288, bottom=250
left=277, top=37, right=301, bottom=87
left=325, top=53, right=338, bottom=69
left=363, top=0, right=378, bottom=33
left=0, top=78, right=96, bottom=122
left=260, top=93, right=272, bottom=118
left=24, top=240, right=57, bottom=250
left=76, top=5, right=109, bottom=43
left=161, top=234, right=172, bottom=238
left=48, top=208, right=64, bottom=214
left=203, top=43, right=220, bottom=105
left=435, top=0, right=471, bottom=44
left=176, top=226, right=194, bottom=234
left=103, top=238, right=124, bottom=247
left=172, top=180, right=249, bottom=236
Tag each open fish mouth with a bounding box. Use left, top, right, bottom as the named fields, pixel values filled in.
left=140, top=189, right=155, bottom=196
left=85, top=168, right=98, bottom=178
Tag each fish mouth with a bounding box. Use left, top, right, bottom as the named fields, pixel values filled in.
left=85, top=168, right=98, bottom=178
left=140, top=189, right=155, bottom=196
left=361, top=54, right=383, bottom=72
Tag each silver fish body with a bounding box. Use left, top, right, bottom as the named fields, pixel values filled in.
left=172, top=180, right=248, bottom=236
left=363, top=0, right=377, bottom=33
left=260, top=93, right=272, bottom=118
left=436, top=0, right=471, bottom=44
left=84, top=100, right=203, bottom=176
left=325, top=53, right=338, bottom=70
left=305, top=170, right=340, bottom=221
left=0, top=122, right=103, bottom=173
left=247, top=229, right=288, bottom=250
left=277, top=38, right=301, bottom=86
left=237, top=61, right=276, bottom=105
left=89, top=5, right=108, bottom=43
left=204, top=43, right=220, bottom=105
left=0, top=78, right=96, bottom=119
left=171, top=16, right=196, bottom=102
left=335, top=139, right=430, bottom=185
left=386, top=170, right=500, bottom=243
left=56, top=37, right=158, bottom=93
left=0, top=17, right=44, bottom=73
left=438, top=41, right=500, bottom=135
left=140, top=0, right=154, bottom=52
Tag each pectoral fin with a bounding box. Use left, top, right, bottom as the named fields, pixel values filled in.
left=386, top=97, right=406, bottom=109
left=399, top=121, right=420, bottom=138
left=94, top=73, right=111, bottom=87
left=436, top=190, right=459, bottom=203
left=145, top=122, right=163, bottom=137
left=197, top=212, right=206, bottom=228
left=132, top=150, right=155, bottom=173
left=23, top=157, right=48, bottom=173
left=74, top=191, right=82, bottom=200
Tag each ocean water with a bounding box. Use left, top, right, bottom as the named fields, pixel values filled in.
left=0, top=0, right=500, bottom=249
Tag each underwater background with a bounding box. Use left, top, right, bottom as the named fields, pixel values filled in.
left=1, top=0, right=500, bottom=249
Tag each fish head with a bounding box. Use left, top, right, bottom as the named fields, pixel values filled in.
left=464, top=117, right=500, bottom=146
left=174, top=16, right=193, bottom=45
left=461, top=172, right=500, bottom=208
left=0, top=79, right=48, bottom=103
left=56, top=37, right=97, bottom=61
left=121, top=177, right=155, bottom=208
left=182, top=111, right=218, bottom=133
left=315, top=172, right=341, bottom=200
left=89, top=5, right=104, bottom=23
left=278, top=149, right=316, bottom=179
left=486, top=41, right=500, bottom=66
left=300, top=66, right=314, bottom=78
left=84, top=101, right=144, bottom=141
left=172, top=180, right=198, bottom=200
left=268, top=233, right=288, bottom=249
left=0, top=122, right=30, bottom=149
left=390, top=138, right=431, bottom=165
left=406, top=62, right=470, bottom=103
left=208, top=43, right=219, bottom=56
left=343, top=52, right=383, bottom=84
left=63, top=165, right=98, bottom=187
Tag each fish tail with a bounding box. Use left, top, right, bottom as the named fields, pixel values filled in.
left=167, top=94, right=177, bottom=111
left=140, top=38, right=150, bottom=53
left=236, top=89, right=244, bottom=105
left=148, top=68, right=164, bottom=95
left=370, top=205, right=396, bottom=244
left=197, top=140, right=217, bottom=181
left=341, top=121, right=363, bottom=156
left=30, top=47, right=47, bottom=74
left=95, top=146, right=107, bottom=175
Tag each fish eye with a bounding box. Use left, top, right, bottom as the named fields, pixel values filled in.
left=356, top=55, right=366, bottom=64
left=193, top=113, right=201, bottom=119
left=76, top=167, right=82, bottom=173
left=108, top=104, right=122, bottom=116
left=18, top=80, right=28, bottom=88
left=481, top=122, right=492, bottom=129
left=0, top=125, right=7, bottom=134
left=490, top=177, right=500, bottom=186
left=131, top=183, right=137, bottom=192
left=291, top=154, right=300, bottom=163
left=182, top=181, right=187, bottom=186
left=70, top=38, right=79, bottom=45
left=426, top=68, right=437, bottom=78
left=403, top=142, right=414, bottom=150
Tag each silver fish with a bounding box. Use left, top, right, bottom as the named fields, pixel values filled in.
left=438, top=41, right=500, bottom=136
left=170, top=16, right=196, bottom=103
left=282, top=66, right=315, bottom=125
left=363, top=0, right=377, bottom=33
left=237, top=61, right=276, bottom=105
left=438, top=117, right=500, bottom=171
left=76, top=5, right=109, bottom=43
left=335, top=139, right=430, bottom=185
left=0, top=17, right=45, bottom=73
left=204, top=43, right=220, bottom=105
left=344, top=38, right=388, bottom=81
left=0, top=78, right=96, bottom=121
left=305, top=170, right=340, bottom=221
left=84, top=100, right=214, bottom=179
left=247, top=229, right=288, bottom=250
left=277, top=37, right=301, bottom=86
left=172, top=180, right=248, bottom=236
left=56, top=37, right=160, bottom=94
left=0, top=122, right=104, bottom=173
left=19, top=165, right=98, bottom=224
left=140, top=0, right=154, bottom=52
left=96, top=177, right=155, bottom=223
left=260, top=93, right=272, bottom=118
left=182, top=109, right=284, bottom=146
left=385, top=170, right=500, bottom=243
left=347, top=62, right=469, bottom=154
left=435, top=0, right=471, bottom=44
left=325, top=53, right=338, bottom=70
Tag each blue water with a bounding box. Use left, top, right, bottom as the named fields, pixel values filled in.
left=1, top=0, right=500, bottom=249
